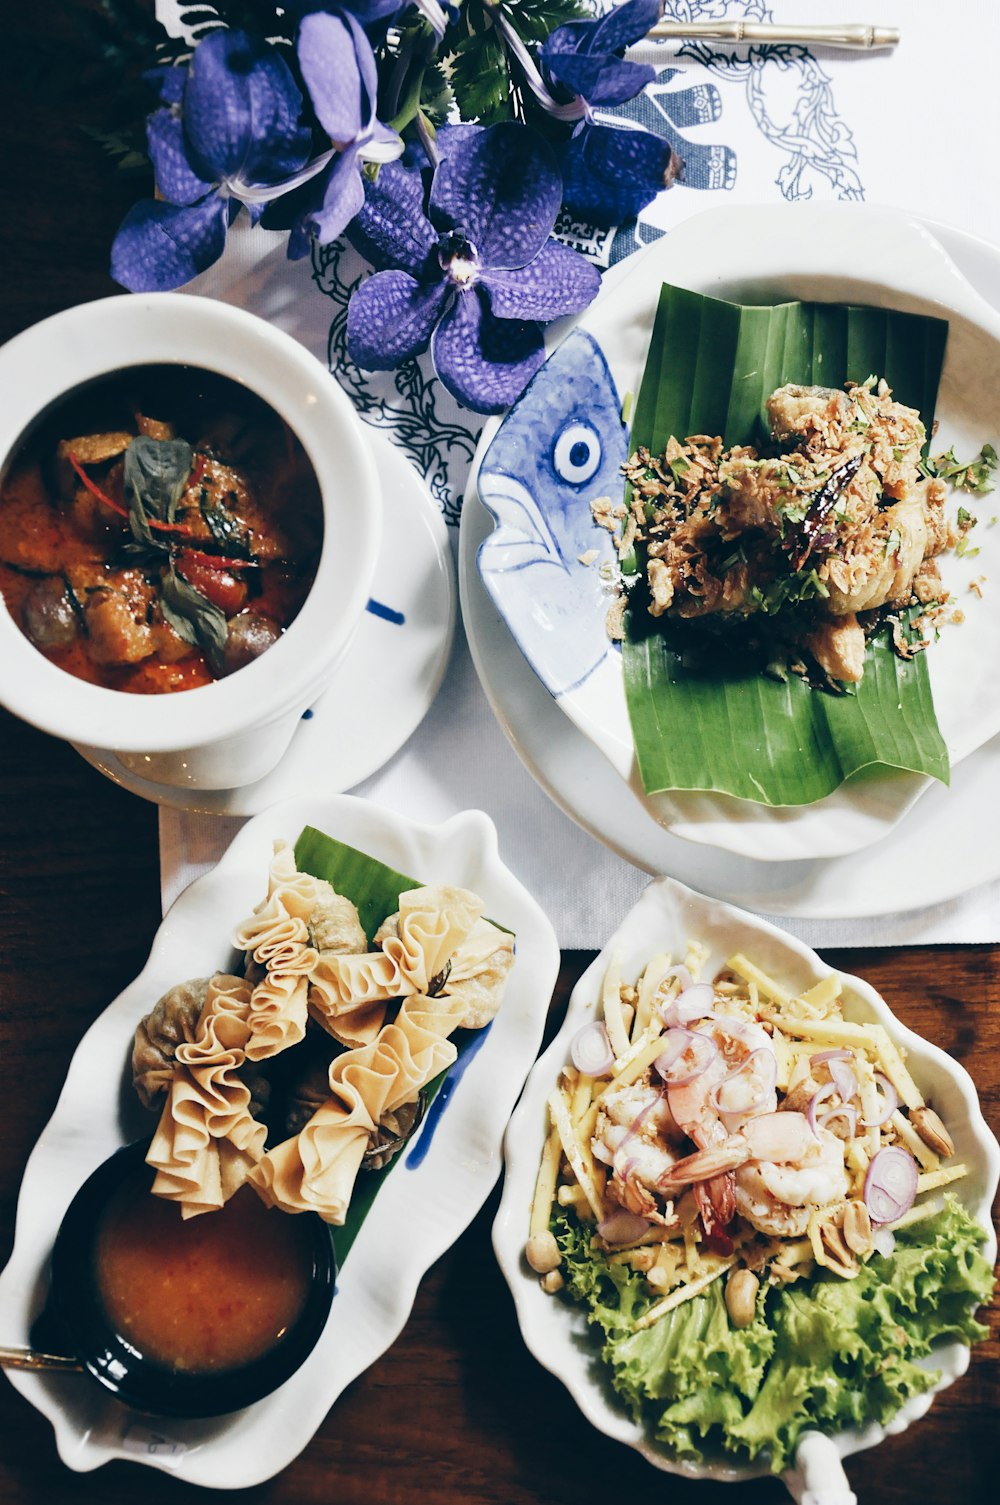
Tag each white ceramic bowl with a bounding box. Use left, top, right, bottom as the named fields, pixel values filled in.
left=0, top=294, right=381, bottom=790
left=493, top=875, right=1000, bottom=1498
left=0, top=792, right=560, bottom=1486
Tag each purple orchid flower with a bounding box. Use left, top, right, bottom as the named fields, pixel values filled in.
left=539, top=0, right=679, bottom=224
left=346, top=123, right=600, bottom=414
left=111, top=30, right=313, bottom=292
left=281, top=0, right=449, bottom=35
left=285, top=8, right=402, bottom=259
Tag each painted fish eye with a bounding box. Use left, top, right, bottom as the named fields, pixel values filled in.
left=552, top=422, right=602, bottom=485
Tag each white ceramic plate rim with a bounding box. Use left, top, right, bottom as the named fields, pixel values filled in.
left=471, top=203, right=1000, bottom=863
left=493, top=875, right=1000, bottom=1485
left=0, top=793, right=559, bottom=1488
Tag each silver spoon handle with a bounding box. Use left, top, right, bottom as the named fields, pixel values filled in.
left=0, top=1344, right=83, bottom=1373
left=648, top=21, right=899, bottom=49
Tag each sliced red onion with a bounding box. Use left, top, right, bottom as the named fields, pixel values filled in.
left=657, top=963, right=694, bottom=995
left=864, top=1146, right=918, bottom=1225
left=654, top=1028, right=719, bottom=1086
left=810, top=1048, right=853, bottom=1065
left=570, top=1020, right=615, bottom=1078
left=828, top=1058, right=858, bottom=1104
left=710, top=1048, right=777, bottom=1122
left=872, top=1228, right=897, bottom=1258
left=807, top=1081, right=837, bottom=1136
left=860, top=1072, right=898, bottom=1128
left=818, top=1103, right=858, bottom=1138
left=598, top=1210, right=652, bottom=1245
left=660, top=981, right=714, bottom=1028
left=714, top=1015, right=765, bottom=1047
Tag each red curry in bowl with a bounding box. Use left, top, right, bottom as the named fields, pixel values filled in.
left=0, top=365, right=323, bottom=693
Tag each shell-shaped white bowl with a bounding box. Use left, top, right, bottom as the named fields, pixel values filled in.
left=493, top=877, right=999, bottom=1494
left=0, top=793, right=559, bottom=1488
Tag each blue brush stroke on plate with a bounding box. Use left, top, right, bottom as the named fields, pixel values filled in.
left=367, top=598, right=406, bottom=625
left=476, top=328, right=627, bottom=698
left=405, top=1022, right=494, bottom=1170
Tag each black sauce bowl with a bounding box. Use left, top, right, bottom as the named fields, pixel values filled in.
left=36, top=1139, right=336, bottom=1419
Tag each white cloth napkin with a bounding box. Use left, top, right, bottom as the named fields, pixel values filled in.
left=157, top=0, right=1000, bottom=949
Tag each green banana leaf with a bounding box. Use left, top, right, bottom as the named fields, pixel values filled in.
left=293, top=825, right=484, bottom=1264
left=622, top=284, right=950, bottom=807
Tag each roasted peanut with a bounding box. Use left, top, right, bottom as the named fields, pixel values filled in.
left=911, top=1106, right=955, bottom=1159
left=540, top=1270, right=564, bottom=1294
left=725, top=1268, right=760, bottom=1328
left=842, top=1199, right=873, bottom=1255
left=525, top=1230, right=561, bottom=1274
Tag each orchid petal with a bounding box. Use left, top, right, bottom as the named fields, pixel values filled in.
left=144, top=63, right=185, bottom=106
left=429, top=122, right=561, bottom=272
left=590, top=0, right=663, bottom=56
left=562, top=122, right=677, bottom=223
left=541, top=21, right=594, bottom=60
left=542, top=52, right=653, bottom=106
left=147, top=107, right=215, bottom=206
left=347, top=270, right=449, bottom=368
left=302, top=148, right=366, bottom=248
left=110, top=195, right=228, bottom=292
left=183, top=30, right=310, bottom=187
left=481, top=241, right=600, bottom=323
left=348, top=161, right=435, bottom=275
left=297, top=11, right=374, bottom=145
left=431, top=287, right=545, bottom=414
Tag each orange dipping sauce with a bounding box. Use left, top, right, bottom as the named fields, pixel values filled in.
left=95, top=1176, right=315, bottom=1374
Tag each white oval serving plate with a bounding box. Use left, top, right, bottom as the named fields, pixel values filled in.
left=493, top=876, right=999, bottom=1493
left=472, top=202, right=1000, bottom=862
left=0, top=793, right=558, bottom=1487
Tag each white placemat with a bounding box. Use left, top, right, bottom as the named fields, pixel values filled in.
left=158, top=0, right=1000, bottom=949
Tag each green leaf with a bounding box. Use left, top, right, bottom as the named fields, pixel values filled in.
left=123, top=435, right=193, bottom=545
left=161, top=562, right=228, bottom=671
left=623, top=285, right=950, bottom=806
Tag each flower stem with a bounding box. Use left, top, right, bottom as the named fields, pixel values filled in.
left=415, top=109, right=439, bottom=168
left=482, top=1, right=586, bottom=123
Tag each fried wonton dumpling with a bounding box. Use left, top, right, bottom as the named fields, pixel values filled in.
left=132, top=977, right=211, bottom=1110
left=232, top=842, right=366, bottom=1062
left=250, top=993, right=465, bottom=1223
left=146, top=973, right=267, bottom=1219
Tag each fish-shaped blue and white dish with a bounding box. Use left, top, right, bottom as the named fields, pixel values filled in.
left=469, top=202, right=1000, bottom=863
left=477, top=329, right=624, bottom=700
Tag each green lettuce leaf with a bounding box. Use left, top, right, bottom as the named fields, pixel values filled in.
left=623, top=285, right=951, bottom=806
left=555, top=1196, right=992, bottom=1474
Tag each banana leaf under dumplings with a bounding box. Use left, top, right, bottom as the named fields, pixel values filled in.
left=622, top=284, right=950, bottom=806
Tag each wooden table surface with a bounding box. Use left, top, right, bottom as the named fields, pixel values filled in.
left=0, top=8, right=997, bottom=1502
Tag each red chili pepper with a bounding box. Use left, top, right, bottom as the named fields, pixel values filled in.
left=67, top=452, right=130, bottom=520
left=67, top=451, right=194, bottom=535
left=176, top=551, right=249, bottom=616
left=189, top=452, right=207, bottom=488
left=181, top=548, right=260, bottom=571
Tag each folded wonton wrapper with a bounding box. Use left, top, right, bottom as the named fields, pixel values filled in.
left=250, top=994, right=467, bottom=1223
left=308, top=884, right=513, bottom=1044
left=233, top=842, right=368, bottom=1060
left=146, top=974, right=267, bottom=1219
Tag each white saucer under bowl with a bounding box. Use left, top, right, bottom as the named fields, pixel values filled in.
left=459, top=218, right=1000, bottom=921
left=75, top=433, right=455, bottom=814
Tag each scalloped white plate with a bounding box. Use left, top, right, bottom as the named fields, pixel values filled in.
left=0, top=794, right=558, bottom=1487
left=493, top=877, right=999, bottom=1496
left=469, top=203, right=1000, bottom=862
